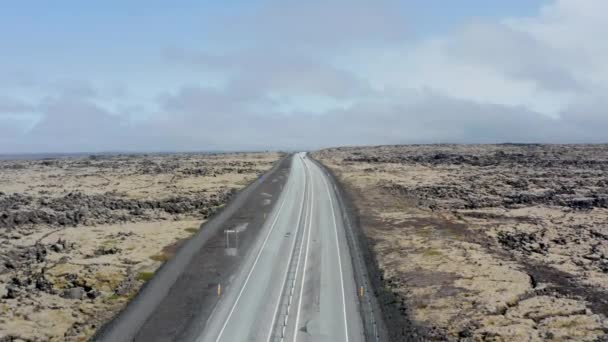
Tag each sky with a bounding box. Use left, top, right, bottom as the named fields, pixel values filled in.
left=1, top=0, right=606, bottom=153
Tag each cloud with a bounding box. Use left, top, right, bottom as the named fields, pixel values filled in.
left=0, top=84, right=601, bottom=154
left=25, top=97, right=127, bottom=152
left=206, top=0, right=409, bottom=49
left=446, top=21, right=585, bottom=92
left=166, top=49, right=371, bottom=100
left=0, top=96, right=35, bottom=114
left=0, top=117, right=30, bottom=138
left=559, top=96, right=608, bottom=142
left=285, top=91, right=572, bottom=148
left=51, top=79, right=98, bottom=99
left=2, top=0, right=608, bottom=153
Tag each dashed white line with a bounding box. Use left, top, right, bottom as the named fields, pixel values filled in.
left=293, top=158, right=315, bottom=342
left=266, top=154, right=310, bottom=342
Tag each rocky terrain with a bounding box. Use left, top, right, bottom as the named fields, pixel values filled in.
left=314, top=144, right=608, bottom=341
left=0, top=152, right=281, bottom=341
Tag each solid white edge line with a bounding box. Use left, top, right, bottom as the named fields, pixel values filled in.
left=319, top=164, right=350, bottom=342
left=293, top=157, right=314, bottom=342
left=265, top=154, right=309, bottom=341
left=212, top=156, right=296, bottom=342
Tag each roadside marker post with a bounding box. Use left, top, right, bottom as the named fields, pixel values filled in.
left=218, top=283, right=222, bottom=297
left=225, top=229, right=238, bottom=249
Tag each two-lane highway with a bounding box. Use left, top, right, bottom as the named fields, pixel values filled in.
left=197, top=153, right=364, bottom=342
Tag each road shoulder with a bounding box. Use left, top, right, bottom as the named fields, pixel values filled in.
left=310, top=155, right=418, bottom=342
left=94, top=154, right=293, bottom=342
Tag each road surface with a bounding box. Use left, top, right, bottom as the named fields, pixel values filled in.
left=197, top=152, right=364, bottom=342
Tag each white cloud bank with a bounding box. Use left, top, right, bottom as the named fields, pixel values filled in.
left=1, top=0, right=607, bottom=153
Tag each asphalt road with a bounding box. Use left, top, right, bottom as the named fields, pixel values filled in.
left=197, top=153, right=364, bottom=342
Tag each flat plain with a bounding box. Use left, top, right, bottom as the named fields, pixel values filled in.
left=0, top=152, right=280, bottom=341
left=314, top=144, right=608, bottom=341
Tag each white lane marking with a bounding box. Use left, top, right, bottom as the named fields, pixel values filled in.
left=319, top=164, right=350, bottom=342
left=293, top=158, right=315, bottom=342
left=212, top=157, right=296, bottom=342
left=279, top=156, right=312, bottom=342
left=266, top=154, right=309, bottom=341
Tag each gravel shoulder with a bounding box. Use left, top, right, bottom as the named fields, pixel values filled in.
left=314, top=144, right=608, bottom=341
left=0, top=152, right=281, bottom=341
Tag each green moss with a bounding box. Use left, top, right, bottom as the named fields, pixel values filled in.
left=137, top=271, right=155, bottom=282
left=185, top=227, right=199, bottom=234
left=107, top=294, right=123, bottom=301
left=422, top=248, right=442, bottom=257
left=149, top=253, right=171, bottom=262
left=127, top=290, right=139, bottom=300
left=416, top=229, right=432, bottom=238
